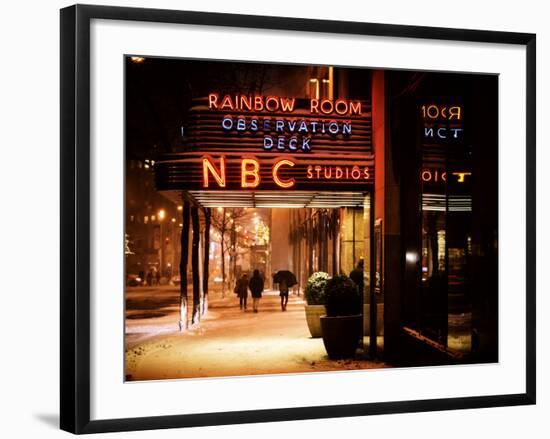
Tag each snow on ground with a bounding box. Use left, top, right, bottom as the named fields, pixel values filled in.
left=125, top=285, right=387, bottom=381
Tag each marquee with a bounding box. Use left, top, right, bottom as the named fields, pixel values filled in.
left=155, top=94, right=374, bottom=195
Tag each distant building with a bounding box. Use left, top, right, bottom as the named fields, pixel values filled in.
left=125, top=159, right=181, bottom=283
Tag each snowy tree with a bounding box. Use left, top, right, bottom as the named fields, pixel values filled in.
left=211, top=207, right=250, bottom=296
left=125, top=234, right=135, bottom=255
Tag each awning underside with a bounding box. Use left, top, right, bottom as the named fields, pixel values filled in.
left=164, top=190, right=370, bottom=208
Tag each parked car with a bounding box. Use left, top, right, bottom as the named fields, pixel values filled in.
left=126, top=274, right=142, bottom=287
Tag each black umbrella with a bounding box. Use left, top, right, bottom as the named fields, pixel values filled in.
left=273, top=270, right=297, bottom=287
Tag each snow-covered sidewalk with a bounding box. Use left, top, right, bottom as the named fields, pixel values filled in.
left=125, top=286, right=387, bottom=381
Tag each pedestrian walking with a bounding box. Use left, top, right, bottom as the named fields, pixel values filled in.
left=273, top=270, right=297, bottom=311
left=146, top=270, right=153, bottom=287
left=350, top=259, right=364, bottom=294
left=248, top=269, right=264, bottom=313
left=155, top=269, right=161, bottom=286
left=236, top=273, right=249, bottom=310
left=138, top=270, right=145, bottom=286
left=279, top=278, right=289, bottom=311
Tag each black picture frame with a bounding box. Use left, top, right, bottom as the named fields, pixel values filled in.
left=60, top=4, right=536, bottom=434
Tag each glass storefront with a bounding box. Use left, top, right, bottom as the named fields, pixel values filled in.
left=387, top=70, right=498, bottom=363
left=287, top=194, right=378, bottom=350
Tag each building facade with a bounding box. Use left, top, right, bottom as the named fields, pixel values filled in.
left=127, top=56, right=498, bottom=366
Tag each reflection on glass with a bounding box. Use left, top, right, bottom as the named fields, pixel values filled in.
left=421, top=174, right=473, bottom=352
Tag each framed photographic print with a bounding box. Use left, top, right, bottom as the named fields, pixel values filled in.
left=60, top=4, right=536, bottom=434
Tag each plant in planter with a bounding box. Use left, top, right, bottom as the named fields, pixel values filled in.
left=320, top=274, right=363, bottom=359
left=304, top=272, right=330, bottom=338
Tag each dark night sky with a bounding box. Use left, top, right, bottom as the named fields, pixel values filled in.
left=125, top=57, right=372, bottom=161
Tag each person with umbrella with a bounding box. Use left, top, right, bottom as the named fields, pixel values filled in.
left=273, top=270, right=297, bottom=311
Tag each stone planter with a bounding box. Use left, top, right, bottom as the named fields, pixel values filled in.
left=304, top=304, right=326, bottom=338
left=320, top=314, right=362, bottom=359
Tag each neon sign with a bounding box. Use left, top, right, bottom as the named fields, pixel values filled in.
left=421, top=103, right=464, bottom=141
left=202, top=157, right=226, bottom=188
left=201, top=156, right=371, bottom=190
left=155, top=94, right=373, bottom=193
left=208, top=93, right=296, bottom=113
left=208, top=93, right=363, bottom=152
left=272, top=160, right=296, bottom=188
left=241, top=159, right=261, bottom=188
left=209, top=93, right=361, bottom=116
left=423, top=127, right=463, bottom=139
left=310, top=99, right=361, bottom=116
left=421, top=104, right=462, bottom=120
left=421, top=168, right=471, bottom=183
left=307, top=165, right=370, bottom=181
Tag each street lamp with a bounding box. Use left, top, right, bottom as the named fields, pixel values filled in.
left=158, top=209, right=165, bottom=278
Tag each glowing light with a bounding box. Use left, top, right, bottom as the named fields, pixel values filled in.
left=306, top=164, right=370, bottom=181
left=241, top=158, right=260, bottom=188
left=421, top=169, right=470, bottom=183
left=177, top=205, right=183, bottom=211
left=202, top=156, right=226, bottom=188
left=130, top=56, right=145, bottom=63
left=309, top=79, right=319, bottom=100
left=208, top=93, right=296, bottom=113
left=310, top=98, right=361, bottom=116
left=158, top=210, right=165, bottom=220
left=452, top=172, right=472, bottom=182
left=421, top=104, right=462, bottom=120
left=438, top=230, right=446, bottom=271
left=272, top=159, right=296, bottom=188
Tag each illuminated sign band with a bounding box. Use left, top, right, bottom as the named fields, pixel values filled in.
left=155, top=94, right=373, bottom=193
left=208, top=93, right=362, bottom=116
left=204, top=93, right=369, bottom=154
left=156, top=153, right=374, bottom=192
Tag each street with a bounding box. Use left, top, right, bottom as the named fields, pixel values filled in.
left=125, top=285, right=387, bottom=381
